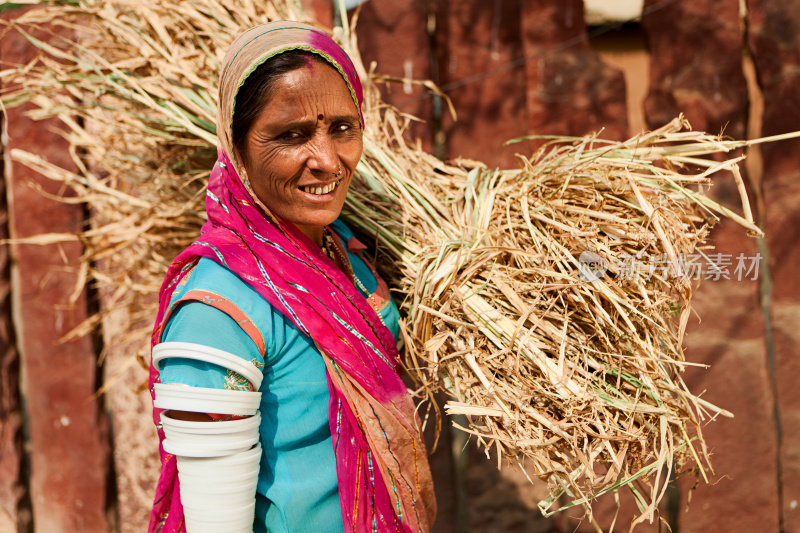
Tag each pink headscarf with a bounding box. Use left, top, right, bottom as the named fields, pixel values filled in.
left=147, top=21, right=436, bottom=533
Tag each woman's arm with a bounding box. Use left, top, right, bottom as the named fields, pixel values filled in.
left=155, top=302, right=265, bottom=532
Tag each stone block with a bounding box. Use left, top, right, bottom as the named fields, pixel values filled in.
left=101, top=305, right=158, bottom=533
left=522, top=0, right=628, bottom=151
left=0, top=174, right=25, bottom=530
left=435, top=0, right=529, bottom=167
left=300, top=0, right=333, bottom=27
left=1, top=14, right=110, bottom=533
left=677, top=220, right=779, bottom=533
left=639, top=4, right=775, bottom=526
left=748, top=0, right=800, bottom=529
left=354, top=0, right=435, bottom=151
left=462, top=447, right=558, bottom=532
left=771, top=301, right=800, bottom=530
left=642, top=0, right=748, bottom=138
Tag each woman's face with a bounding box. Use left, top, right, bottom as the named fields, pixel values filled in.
left=240, top=59, right=362, bottom=243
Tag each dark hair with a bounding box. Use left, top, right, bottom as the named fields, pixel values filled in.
left=232, top=49, right=323, bottom=162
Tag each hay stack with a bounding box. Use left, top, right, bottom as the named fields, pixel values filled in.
left=3, top=0, right=790, bottom=527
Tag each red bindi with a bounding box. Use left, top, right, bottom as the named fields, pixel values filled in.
left=317, top=113, right=324, bottom=121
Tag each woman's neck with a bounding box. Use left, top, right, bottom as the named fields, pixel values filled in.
left=296, top=224, right=325, bottom=247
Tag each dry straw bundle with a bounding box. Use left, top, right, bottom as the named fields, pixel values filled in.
left=3, top=0, right=792, bottom=528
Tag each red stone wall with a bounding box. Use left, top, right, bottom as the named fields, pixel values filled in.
left=355, top=0, right=435, bottom=151
left=642, top=0, right=748, bottom=139
left=349, top=1, right=799, bottom=531
left=2, top=0, right=800, bottom=531
left=0, top=118, right=27, bottom=532
left=0, top=14, right=111, bottom=533
left=748, top=1, right=800, bottom=531
left=619, top=2, right=774, bottom=532
left=676, top=223, right=780, bottom=533
left=301, top=0, right=334, bottom=27
left=434, top=0, right=529, bottom=167
left=522, top=0, right=628, bottom=149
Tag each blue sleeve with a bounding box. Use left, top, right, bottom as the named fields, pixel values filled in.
left=159, top=301, right=263, bottom=390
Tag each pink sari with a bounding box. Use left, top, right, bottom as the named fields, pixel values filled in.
left=147, top=21, right=436, bottom=533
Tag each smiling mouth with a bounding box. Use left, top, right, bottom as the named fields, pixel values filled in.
left=299, top=178, right=341, bottom=196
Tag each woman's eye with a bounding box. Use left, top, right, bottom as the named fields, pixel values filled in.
left=332, top=122, right=353, bottom=135
left=278, top=131, right=304, bottom=141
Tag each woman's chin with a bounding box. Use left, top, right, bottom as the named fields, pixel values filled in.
left=264, top=198, right=345, bottom=231
left=299, top=197, right=347, bottom=227
left=287, top=211, right=341, bottom=235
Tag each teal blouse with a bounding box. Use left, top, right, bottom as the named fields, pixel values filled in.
left=159, top=219, right=401, bottom=533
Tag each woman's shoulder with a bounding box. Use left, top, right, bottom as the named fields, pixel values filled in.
left=169, top=257, right=289, bottom=358
left=181, top=256, right=251, bottom=290
left=174, top=257, right=266, bottom=309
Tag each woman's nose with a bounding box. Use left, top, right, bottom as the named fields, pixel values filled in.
left=306, top=132, right=339, bottom=174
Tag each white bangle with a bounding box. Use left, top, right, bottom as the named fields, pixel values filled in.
left=153, top=342, right=264, bottom=390
left=154, top=383, right=261, bottom=416
left=161, top=410, right=262, bottom=532
left=160, top=411, right=261, bottom=457
left=176, top=442, right=261, bottom=533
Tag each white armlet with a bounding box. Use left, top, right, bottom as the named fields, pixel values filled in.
left=153, top=341, right=264, bottom=390
left=176, top=443, right=262, bottom=532
left=158, top=406, right=261, bottom=532
left=160, top=411, right=261, bottom=457
left=153, top=342, right=264, bottom=532
left=153, top=383, right=260, bottom=416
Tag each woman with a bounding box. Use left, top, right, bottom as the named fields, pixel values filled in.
left=148, top=21, right=436, bottom=533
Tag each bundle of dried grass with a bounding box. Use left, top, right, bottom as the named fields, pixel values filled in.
left=348, top=114, right=759, bottom=525
left=3, top=0, right=794, bottom=528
